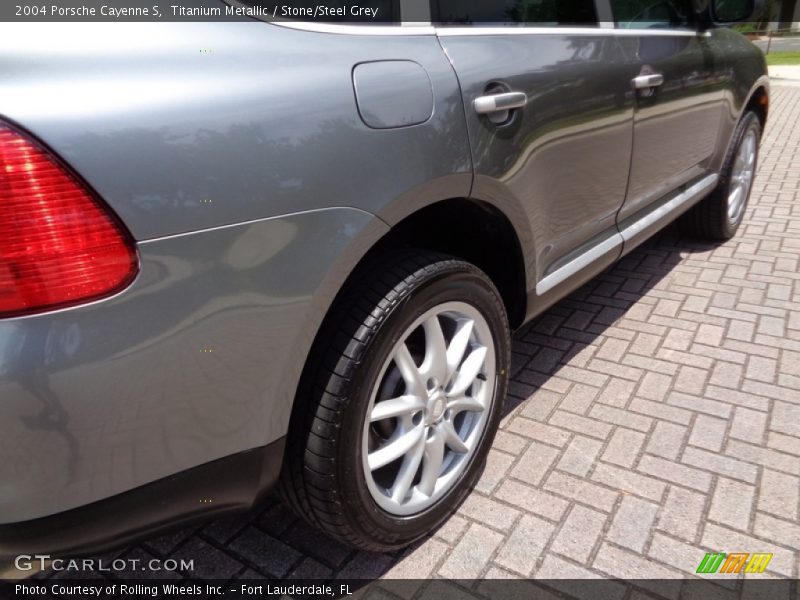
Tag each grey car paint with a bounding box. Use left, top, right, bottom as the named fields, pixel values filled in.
left=0, top=21, right=467, bottom=522
left=0, top=10, right=767, bottom=531
left=439, top=24, right=766, bottom=322
left=0, top=22, right=471, bottom=241
left=616, top=31, right=728, bottom=221
left=0, top=207, right=385, bottom=522
left=353, top=60, right=435, bottom=129
left=437, top=30, right=635, bottom=298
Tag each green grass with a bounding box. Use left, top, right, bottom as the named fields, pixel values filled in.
left=766, top=51, right=800, bottom=66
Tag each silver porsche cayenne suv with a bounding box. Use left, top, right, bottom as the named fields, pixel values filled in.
left=0, top=0, right=768, bottom=557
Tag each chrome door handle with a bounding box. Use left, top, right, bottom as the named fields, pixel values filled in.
left=474, top=92, right=528, bottom=114
left=632, top=74, right=664, bottom=90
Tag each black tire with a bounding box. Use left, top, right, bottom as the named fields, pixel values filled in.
left=680, top=111, right=761, bottom=241
left=279, top=250, right=511, bottom=551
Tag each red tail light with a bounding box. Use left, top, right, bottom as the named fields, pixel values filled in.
left=0, top=123, right=138, bottom=317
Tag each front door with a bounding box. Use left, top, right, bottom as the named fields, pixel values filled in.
left=610, top=0, right=726, bottom=226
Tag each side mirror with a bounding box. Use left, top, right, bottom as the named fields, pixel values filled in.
left=695, top=0, right=764, bottom=29
left=709, top=0, right=762, bottom=22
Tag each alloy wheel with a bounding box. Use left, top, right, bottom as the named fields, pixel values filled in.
left=728, top=129, right=757, bottom=223
left=361, top=301, right=496, bottom=516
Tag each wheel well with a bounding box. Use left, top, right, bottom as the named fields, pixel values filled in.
left=746, top=86, right=768, bottom=130
left=282, top=198, right=527, bottom=481
left=370, top=199, right=527, bottom=329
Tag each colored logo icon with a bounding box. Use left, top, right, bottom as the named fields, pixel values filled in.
left=696, top=552, right=773, bottom=574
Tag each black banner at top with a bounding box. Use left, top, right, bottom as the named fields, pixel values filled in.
left=2, top=1, right=394, bottom=22
left=0, top=1, right=406, bottom=22
left=1, top=0, right=706, bottom=24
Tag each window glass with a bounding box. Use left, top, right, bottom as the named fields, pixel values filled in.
left=431, top=0, right=599, bottom=26
left=611, top=0, right=691, bottom=28
left=712, top=0, right=752, bottom=21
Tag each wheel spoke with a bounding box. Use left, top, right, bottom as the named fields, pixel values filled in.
left=390, top=433, right=426, bottom=503
left=445, top=319, right=474, bottom=385
left=733, top=153, right=744, bottom=175
left=745, top=136, right=756, bottom=166
left=421, top=316, right=448, bottom=384
left=418, top=429, right=445, bottom=497
left=394, top=343, right=426, bottom=397
left=728, top=186, right=743, bottom=219
left=368, top=426, right=424, bottom=471
left=448, top=346, right=487, bottom=396
left=447, top=394, right=485, bottom=415
left=440, top=420, right=469, bottom=453
left=371, top=395, right=425, bottom=422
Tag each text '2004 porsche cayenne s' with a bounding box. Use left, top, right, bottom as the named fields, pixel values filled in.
left=0, top=0, right=768, bottom=557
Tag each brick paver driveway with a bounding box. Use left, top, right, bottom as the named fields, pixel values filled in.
left=65, top=85, right=800, bottom=587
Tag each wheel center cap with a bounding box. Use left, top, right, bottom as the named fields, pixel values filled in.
left=427, top=392, right=447, bottom=422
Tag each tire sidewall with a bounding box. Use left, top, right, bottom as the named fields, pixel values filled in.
left=336, top=264, right=510, bottom=546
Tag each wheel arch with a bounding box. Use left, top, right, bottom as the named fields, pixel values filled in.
left=299, top=196, right=531, bottom=384
left=372, top=198, right=529, bottom=329
left=744, top=82, right=769, bottom=130
left=715, top=75, right=769, bottom=177
left=280, top=196, right=529, bottom=454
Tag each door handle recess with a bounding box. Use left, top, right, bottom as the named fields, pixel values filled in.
left=632, top=74, right=664, bottom=90
left=474, top=92, right=528, bottom=114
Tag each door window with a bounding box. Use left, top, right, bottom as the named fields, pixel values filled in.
left=431, top=0, right=599, bottom=26
left=610, top=0, right=691, bottom=28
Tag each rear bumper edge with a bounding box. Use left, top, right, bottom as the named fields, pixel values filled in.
left=0, top=436, right=286, bottom=565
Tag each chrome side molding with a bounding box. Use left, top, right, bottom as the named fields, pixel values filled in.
left=536, top=234, right=622, bottom=295
left=536, top=173, right=719, bottom=296
left=619, top=174, right=718, bottom=242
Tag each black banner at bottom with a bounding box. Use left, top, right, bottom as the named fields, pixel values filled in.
left=2, top=578, right=797, bottom=600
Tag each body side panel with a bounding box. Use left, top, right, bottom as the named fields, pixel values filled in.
left=711, top=28, right=770, bottom=170
left=0, top=22, right=471, bottom=241
left=0, top=208, right=386, bottom=523
left=0, top=20, right=475, bottom=522
left=614, top=30, right=728, bottom=222
left=437, top=30, right=635, bottom=320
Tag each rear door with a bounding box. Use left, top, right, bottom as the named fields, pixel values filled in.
left=433, top=1, right=635, bottom=310
left=610, top=0, right=726, bottom=243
